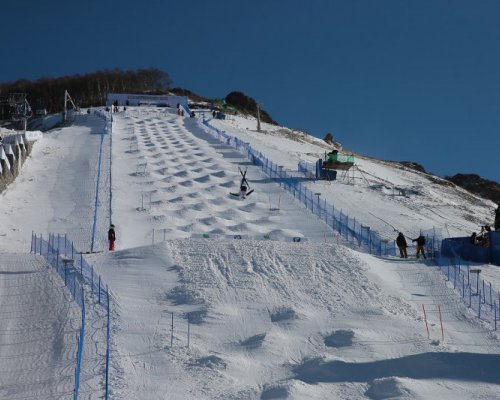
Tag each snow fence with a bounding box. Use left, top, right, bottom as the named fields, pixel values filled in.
left=437, top=238, right=500, bottom=331
left=31, top=232, right=111, bottom=399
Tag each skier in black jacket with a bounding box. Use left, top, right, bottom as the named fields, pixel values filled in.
left=412, top=235, right=426, bottom=259
left=108, top=224, right=116, bottom=251
left=396, top=232, right=408, bottom=258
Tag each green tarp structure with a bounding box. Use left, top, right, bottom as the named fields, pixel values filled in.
left=326, top=152, right=354, bottom=164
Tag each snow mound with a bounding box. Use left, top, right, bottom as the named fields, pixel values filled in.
left=324, top=329, right=355, bottom=348
left=260, top=384, right=289, bottom=399
left=187, top=308, right=208, bottom=324
left=270, top=306, right=298, bottom=322
left=167, top=285, right=204, bottom=306
left=365, top=377, right=411, bottom=399
left=240, top=333, right=266, bottom=349
left=191, top=355, right=227, bottom=370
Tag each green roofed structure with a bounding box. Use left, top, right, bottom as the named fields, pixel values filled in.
left=324, top=150, right=354, bottom=171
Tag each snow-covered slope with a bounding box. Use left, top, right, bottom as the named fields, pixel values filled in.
left=210, top=114, right=495, bottom=240
left=1, top=108, right=499, bottom=399
left=0, top=253, right=80, bottom=399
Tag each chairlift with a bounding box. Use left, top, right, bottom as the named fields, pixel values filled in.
left=11, top=100, right=32, bottom=121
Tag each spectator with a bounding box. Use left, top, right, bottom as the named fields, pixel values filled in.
left=477, top=225, right=491, bottom=247
left=412, top=234, right=427, bottom=259
left=108, top=224, right=116, bottom=251
left=396, top=232, right=408, bottom=258
left=470, top=232, right=477, bottom=245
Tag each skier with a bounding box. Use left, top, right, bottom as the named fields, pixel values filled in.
left=412, top=234, right=426, bottom=259
left=108, top=224, right=116, bottom=251
left=230, top=168, right=254, bottom=199
left=396, top=232, right=408, bottom=258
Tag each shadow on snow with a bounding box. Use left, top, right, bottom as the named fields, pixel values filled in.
left=293, top=352, right=500, bottom=384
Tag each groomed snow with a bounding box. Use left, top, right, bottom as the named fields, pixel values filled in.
left=1, top=108, right=499, bottom=399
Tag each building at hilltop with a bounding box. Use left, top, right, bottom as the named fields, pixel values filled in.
left=106, top=93, right=189, bottom=108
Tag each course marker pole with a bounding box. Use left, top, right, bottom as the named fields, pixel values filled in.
left=438, top=305, right=444, bottom=341
left=422, top=304, right=430, bottom=339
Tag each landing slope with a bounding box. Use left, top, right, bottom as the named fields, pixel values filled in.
left=90, top=239, right=500, bottom=399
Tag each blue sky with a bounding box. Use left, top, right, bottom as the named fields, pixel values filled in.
left=1, top=0, right=499, bottom=182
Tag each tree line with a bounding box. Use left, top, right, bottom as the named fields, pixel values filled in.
left=0, top=68, right=172, bottom=113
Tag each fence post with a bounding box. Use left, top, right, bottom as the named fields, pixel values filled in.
left=478, top=291, right=482, bottom=318
left=31, top=231, right=34, bottom=253
left=346, top=216, right=349, bottom=242
left=490, top=283, right=493, bottom=310
left=105, top=285, right=110, bottom=400
left=74, top=335, right=79, bottom=400
left=483, top=280, right=486, bottom=304
left=171, top=312, right=174, bottom=347
left=39, top=234, right=43, bottom=256
left=495, top=301, right=497, bottom=331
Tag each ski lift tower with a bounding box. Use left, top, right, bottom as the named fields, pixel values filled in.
left=63, top=90, right=77, bottom=123
left=9, top=93, right=32, bottom=135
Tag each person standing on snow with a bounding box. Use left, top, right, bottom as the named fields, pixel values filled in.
left=396, top=232, right=408, bottom=258
left=108, top=224, right=116, bottom=251
left=412, top=234, right=427, bottom=259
